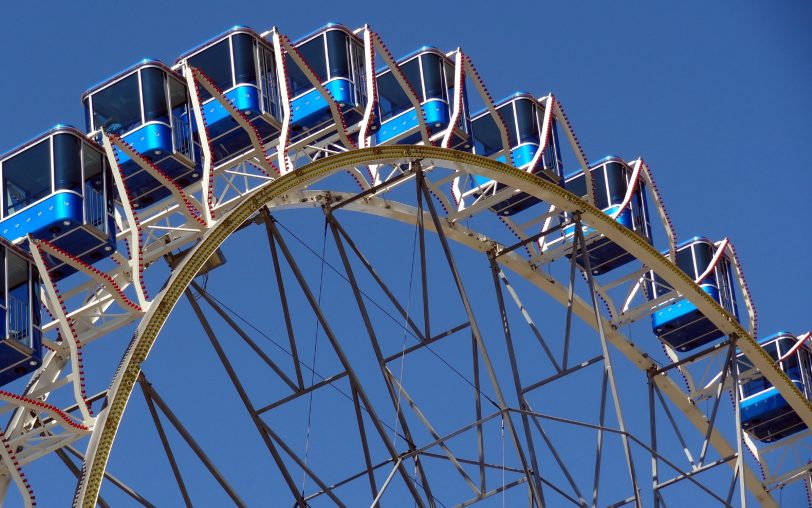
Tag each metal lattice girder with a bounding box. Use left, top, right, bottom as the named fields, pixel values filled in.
left=69, top=146, right=797, bottom=507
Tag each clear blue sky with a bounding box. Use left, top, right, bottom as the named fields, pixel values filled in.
left=1, top=1, right=807, bottom=333
left=0, top=1, right=809, bottom=506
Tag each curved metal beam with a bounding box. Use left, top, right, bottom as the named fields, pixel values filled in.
left=75, top=146, right=797, bottom=507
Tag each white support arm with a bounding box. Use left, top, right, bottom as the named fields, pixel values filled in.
left=275, top=32, right=355, bottom=150
left=528, top=94, right=556, bottom=173
left=101, top=134, right=149, bottom=307
left=105, top=132, right=206, bottom=230
left=182, top=63, right=215, bottom=223
left=188, top=65, right=279, bottom=178
left=29, top=238, right=142, bottom=313
left=370, top=31, right=431, bottom=145
left=552, top=98, right=593, bottom=206
left=270, top=30, right=294, bottom=174
left=636, top=159, right=677, bottom=262
left=779, top=332, right=812, bottom=364
left=695, top=238, right=729, bottom=284
left=358, top=26, right=378, bottom=150
left=29, top=238, right=93, bottom=424
left=723, top=240, right=757, bottom=337
left=441, top=50, right=464, bottom=149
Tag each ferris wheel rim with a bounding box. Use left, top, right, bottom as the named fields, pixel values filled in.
left=73, top=145, right=801, bottom=507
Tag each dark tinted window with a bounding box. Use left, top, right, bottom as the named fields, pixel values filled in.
left=565, top=168, right=608, bottom=209
left=724, top=260, right=739, bottom=316
left=53, top=134, right=83, bottom=192
left=675, top=245, right=696, bottom=277
left=31, top=277, right=40, bottom=328
left=514, top=99, right=539, bottom=145
left=650, top=272, right=671, bottom=297
left=542, top=116, right=561, bottom=173
left=83, top=100, right=92, bottom=132
left=421, top=53, right=444, bottom=101
left=288, top=37, right=325, bottom=96
left=777, top=338, right=793, bottom=357
left=472, top=114, right=503, bottom=157
left=3, top=138, right=52, bottom=216
left=297, top=35, right=327, bottom=83
left=777, top=338, right=801, bottom=381
left=189, top=39, right=233, bottom=99
left=232, top=34, right=257, bottom=86
left=400, top=58, right=422, bottom=100
left=783, top=349, right=801, bottom=380
left=84, top=145, right=104, bottom=193
left=286, top=55, right=309, bottom=96
left=605, top=161, right=628, bottom=205
left=325, top=30, right=349, bottom=79
left=91, top=73, right=141, bottom=135
left=6, top=250, right=30, bottom=346
left=593, top=167, right=609, bottom=209
left=764, top=340, right=780, bottom=361
left=737, top=353, right=755, bottom=376
left=0, top=247, right=5, bottom=308
left=259, top=46, right=280, bottom=118
left=167, top=78, right=193, bottom=159
left=692, top=242, right=714, bottom=280
left=168, top=78, right=188, bottom=110
left=377, top=71, right=412, bottom=121
left=351, top=42, right=366, bottom=104
left=632, top=181, right=649, bottom=234
left=7, top=252, right=28, bottom=302
left=650, top=244, right=695, bottom=297
left=445, top=62, right=468, bottom=132
left=741, top=342, right=779, bottom=398
left=500, top=103, right=518, bottom=147
left=565, top=172, right=586, bottom=200
left=444, top=62, right=456, bottom=100
left=105, top=156, right=114, bottom=213
left=141, top=68, right=169, bottom=124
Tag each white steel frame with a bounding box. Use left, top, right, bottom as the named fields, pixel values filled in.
left=0, top=23, right=804, bottom=508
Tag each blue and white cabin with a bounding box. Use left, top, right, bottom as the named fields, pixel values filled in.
left=175, top=26, right=282, bottom=162
left=649, top=237, right=740, bottom=351
left=738, top=331, right=811, bottom=442
left=470, top=92, right=563, bottom=215
left=82, top=60, right=198, bottom=209
left=374, top=47, right=471, bottom=148
left=285, top=23, right=368, bottom=138
left=563, top=156, right=652, bottom=274
left=0, top=126, right=115, bottom=280
left=0, top=240, right=41, bottom=387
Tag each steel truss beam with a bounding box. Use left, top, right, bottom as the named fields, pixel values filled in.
left=72, top=147, right=787, bottom=507
left=573, top=216, right=641, bottom=508
left=264, top=214, right=433, bottom=507
left=417, top=170, right=545, bottom=505
left=137, top=373, right=246, bottom=507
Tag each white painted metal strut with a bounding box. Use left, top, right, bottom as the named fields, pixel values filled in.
left=0, top=18, right=797, bottom=502
left=71, top=147, right=793, bottom=507
left=187, top=65, right=279, bottom=179
left=182, top=63, right=215, bottom=225
left=29, top=238, right=93, bottom=425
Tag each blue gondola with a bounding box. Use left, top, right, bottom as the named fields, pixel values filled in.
left=563, top=156, right=653, bottom=274
left=285, top=23, right=368, bottom=138
left=738, top=331, right=811, bottom=442
left=176, top=26, right=282, bottom=162
left=82, top=60, right=199, bottom=209
left=649, top=237, right=740, bottom=351
left=0, top=239, right=41, bottom=387
left=469, top=92, right=563, bottom=215
left=374, top=46, right=471, bottom=148
left=0, top=126, right=115, bottom=280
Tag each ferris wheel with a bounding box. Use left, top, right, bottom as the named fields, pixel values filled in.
left=0, top=21, right=808, bottom=507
